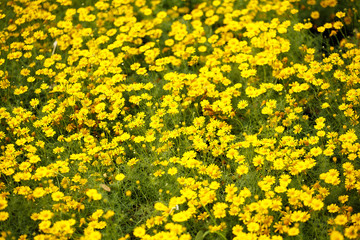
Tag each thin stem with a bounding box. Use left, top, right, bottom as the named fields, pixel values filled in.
left=201, top=204, right=227, bottom=240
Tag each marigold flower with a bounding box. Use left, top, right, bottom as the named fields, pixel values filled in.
left=0, top=212, right=9, bottom=221
left=330, top=230, right=344, bottom=240
left=310, top=11, right=320, bottom=20
left=247, top=222, right=260, bottom=232
left=133, top=226, right=146, bottom=237
left=310, top=198, right=324, bottom=210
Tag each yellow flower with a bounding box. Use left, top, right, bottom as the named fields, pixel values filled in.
left=293, top=23, right=303, bottom=31
left=127, top=158, right=139, bottom=166
left=209, top=224, right=222, bottom=233
left=310, top=11, right=320, bottom=20
left=232, top=225, right=243, bottom=236
left=241, top=69, right=257, bottom=78
left=330, top=230, right=344, bottom=240
left=154, top=170, right=165, bottom=177
left=165, top=39, right=174, bottom=46
left=344, top=226, right=358, bottom=239
left=310, top=198, right=324, bottom=211
left=324, top=23, right=333, bottom=29
left=247, top=222, right=260, bottom=232
left=130, top=63, right=140, bottom=71
left=136, top=67, right=147, bottom=75
left=51, top=191, right=64, bottom=201
left=0, top=211, right=9, bottom=221
left=317, top=26, right=326, bottom=33
left=288, top=227, right=299, bottom=236
left=32, top=187, right=47, bottom=198
left=336, top=12, right=346, bottom=18
left=167, top=167, right=178, bottom=175
left=86, top=189, right=102, bottom=201
left=338, top=195, right=349, bottom=204
left=115, top=173, right=125, bottom=181
left=103, top=210, right=115, bottom=219
left=334, top=214, right=348, bottom=225
left=212, top=202, right=228, bottom=218
left=172, top=210, right=192, bottom=222
left=39, top=220, right=51, bottom=231
left=275, top=126, right=285, bottom=133
left=0, top=198, right=8, bottom=210
left=333, top=21, right=343, bottom=30
left=53, top=147, right=64, bottom=154
left=133, top=226, right=146, bottom=237
left=206, top=164, right=221, bottom=179
left=20, top=68, right=30, bottom=76
left=310, top=147, right=322, bottom=157
left=157, top=11, right=167, bottom=19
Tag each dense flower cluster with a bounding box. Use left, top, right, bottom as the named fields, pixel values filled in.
left=0, top=0, right=360, bottom=239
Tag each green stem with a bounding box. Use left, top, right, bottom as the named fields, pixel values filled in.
left=214, top=231, right=227, bottom=240
left=201, top=203, right=215, bottom=223
left=201, top=204, right=227, bottom=240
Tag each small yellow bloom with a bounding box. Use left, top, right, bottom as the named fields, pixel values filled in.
left=310, top=11, right=320, bottom=20
left=330, top=230, right=344, bottom=240
left=133, top=226, right=146, bottom=237
left=288, top=227, right=300, bottom=236
left=247, top=222, right=260, bottom=232
left=167, top=167, right=178, bottom=175
left=0, top=211, right=9, bottom=221
left=86, top=189, right=102, bottom=201
left=336, top=12, right=346, bottom=19
left=334, top=214, right=348, bottom=225
left=333, top=21, right=343, bottom=30
left=115, top=173, right=125, bottom=181
left=317, top=26, right=326, bottom=33
left=51, top=191, right=64, bottom=201
left=310, top=198, right=324, bottom=211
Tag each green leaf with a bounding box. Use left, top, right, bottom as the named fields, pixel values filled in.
left=195, top=230, right=204, bottom=240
